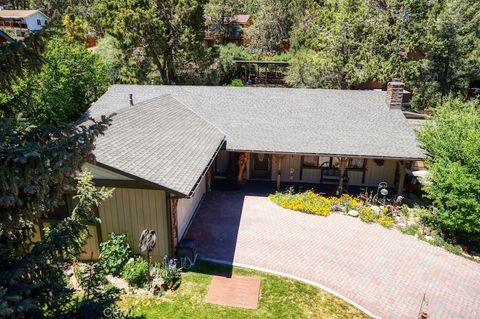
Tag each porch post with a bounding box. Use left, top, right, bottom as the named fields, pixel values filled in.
left=338, top=157, right=348, bottom=192
left=276, top=155, right=284, bottom=190
left=168, top=195, right=179, bottom=252
left=237, top=152, right=249, bottom=182
left=397, top=160, right=406, bottom=195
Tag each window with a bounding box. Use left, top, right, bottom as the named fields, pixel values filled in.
left=45, top=20, right=48, bottom=25
left=42, top=195, right=76, bottom=220
left=318, top=156, right=330, bottom=167
left=348, top=158, right=365, bottom=169
left=303, top=156, right=333, bottom=168
left=303, top=156, right=320, bottom=168
left=303, top=156, right=365, bottom=169
left=37, top=19, right=41, bottom=25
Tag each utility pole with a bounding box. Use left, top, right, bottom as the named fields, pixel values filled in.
left=392, top=6, right=417, bottom=74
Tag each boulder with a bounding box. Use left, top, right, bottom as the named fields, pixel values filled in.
left=371, top=205, right=381, bottom=213
left=348, top=210, right=359, bottom=217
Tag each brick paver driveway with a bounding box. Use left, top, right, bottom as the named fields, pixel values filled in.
left=186, top=191, right=480, bottom=318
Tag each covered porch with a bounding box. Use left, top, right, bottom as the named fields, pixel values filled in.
left=213, top=151, right=409, bottom=195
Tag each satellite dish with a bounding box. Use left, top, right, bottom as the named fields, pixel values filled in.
left=139, top=229, right=156, bottom=253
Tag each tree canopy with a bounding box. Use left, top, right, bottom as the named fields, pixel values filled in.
left=96, top=0, right=208, bottom=84
left=418, top=98, right=480, bottom=241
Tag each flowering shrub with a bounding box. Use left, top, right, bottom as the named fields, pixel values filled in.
left=358, top=206, right=380, bottom=223
left=269, top=190, right=334, bottom=216
left=359, top=206, right=395, bottom=228
left=122, top=257, right=149, bottom=288
left=378, top=215, right=395, bottom=228
left=154, top=256, right=182, bottom=290
left=269, top=189, right=397, bottom=228
left=99, top=233, right=133, bottom=275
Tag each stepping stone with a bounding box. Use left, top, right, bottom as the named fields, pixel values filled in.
left=205, top=275, right=261, bottom=309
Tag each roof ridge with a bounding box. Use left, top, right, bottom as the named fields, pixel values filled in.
left=163, top=94, right=228, bottom=137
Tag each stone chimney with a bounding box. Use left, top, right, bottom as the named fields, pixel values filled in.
left=385, top=78, right=404, bottom=109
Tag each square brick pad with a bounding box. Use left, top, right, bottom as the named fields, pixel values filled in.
left=205, top=275, right=261, bottom=309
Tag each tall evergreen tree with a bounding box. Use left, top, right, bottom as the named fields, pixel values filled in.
left=96, top=0, right=206, bottom=84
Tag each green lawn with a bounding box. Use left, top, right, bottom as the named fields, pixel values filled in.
left=118, top=261, right=370, bottom=319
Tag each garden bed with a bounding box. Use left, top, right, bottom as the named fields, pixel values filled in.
left=269, top=189, right=480, bottom=262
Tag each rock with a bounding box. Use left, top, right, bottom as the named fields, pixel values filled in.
left=425, top=235, right=433, bottom=241
left=348, top=210, right=359, bottom=217
left=371, top=205, right=381, bottom=213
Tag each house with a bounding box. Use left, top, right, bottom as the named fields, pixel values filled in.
left=57, top=80, right=422, bottom=261
left=0, top=29, right=14, bottom=44
left=204, top=14, right=252, bottom=46
left=0, top=9, right=50, bottom=40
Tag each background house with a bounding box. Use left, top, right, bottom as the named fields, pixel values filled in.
left=204, top=14, right=252, bottom=46
left=0, top=9, right=49, bottom=40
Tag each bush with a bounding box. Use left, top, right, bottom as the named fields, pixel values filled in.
left=269, top=190, right=333, bottom=216
left=99, top=233, right=133, bottom=276
left=378, top=215, right=395, bottom=228
left=123, top=258, right=149, bottom=288
left=230, top=79, right=245, bottom=87
left=418, top=98, right=480, bottom=241
left=358, top=206, right=380, bottom=223
left=154, top=256, right=182, bottom=290
left=400, top=223, right=419, bottom=236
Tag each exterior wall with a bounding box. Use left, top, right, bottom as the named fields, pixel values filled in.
left=363, top=159, right=397, bottom=187
left=97, top=188, right=170, bottom=260
left=176, top=174, right=206, bottom=239
left=214, top=150, right=229, bottom=176
left=25, top=13, right=48, bottom=31
left=33, top=222, right=100, bottom=260
left=301, top=167, right=321, bottom=183
left=271, top=154, right=302, bottom=182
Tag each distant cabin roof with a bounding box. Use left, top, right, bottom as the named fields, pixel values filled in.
left=224, top=14, right=251, bottom=24
left=89, top=85, right=424, bottom=161
left=92, top=95, right=225, bottom=197
left=0, top=10, right=47, bottom=18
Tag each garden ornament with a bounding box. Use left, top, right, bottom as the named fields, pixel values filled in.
left=139, top=229, right=157, bottom=253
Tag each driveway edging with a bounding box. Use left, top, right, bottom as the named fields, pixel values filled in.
left=199, top=256, right=379, bottom=319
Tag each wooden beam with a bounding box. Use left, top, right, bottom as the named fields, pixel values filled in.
left=168, top=195, right=179, bottom=252
left=397, top=160, right=406, bottom=195
left=338, top=157, right=348, bottom=192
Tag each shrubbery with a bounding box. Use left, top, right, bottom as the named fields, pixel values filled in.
left=269, top=189, right=333, bottom=216
left=418, top=98, right=480, bottom=244
left=123, top=258, right=149, bottom=288
left=99, top=233, right=133, bottom=275
left=269, top=190, right=395, bottom=228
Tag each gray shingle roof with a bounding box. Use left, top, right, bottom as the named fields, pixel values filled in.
left=92, top=95, right=225, bottom=197
left=90, top=85, right=424, bottom=161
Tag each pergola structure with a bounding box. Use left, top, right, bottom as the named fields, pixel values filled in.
left=233, top=60, right=289, bottom=86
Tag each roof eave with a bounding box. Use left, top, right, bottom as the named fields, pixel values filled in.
left=93, top=161, right=190, bottom=198
left=224, top=148, right=425, bottom=161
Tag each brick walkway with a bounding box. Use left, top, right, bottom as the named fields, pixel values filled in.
left=186, top=191, right=480, bottom=319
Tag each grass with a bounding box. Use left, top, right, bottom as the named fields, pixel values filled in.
left=117, top=261, right=370, bottom=319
